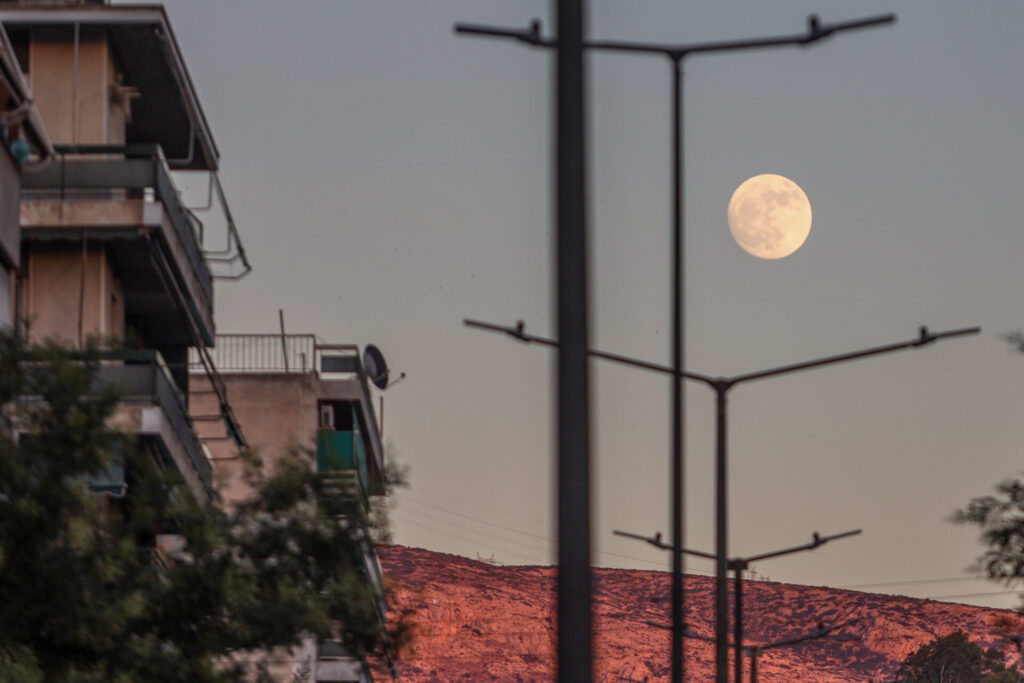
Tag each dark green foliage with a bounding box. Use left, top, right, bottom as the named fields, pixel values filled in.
left=892, top=630, right=1023, bottom=683
left=955, top=479, right=1024, bottom=586
left=0, top=333, right=408, bottom=681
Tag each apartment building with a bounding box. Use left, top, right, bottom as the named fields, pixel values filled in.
left=0, top=0, right=249, bottom=502
left=1, top=4, right=394, bottom=679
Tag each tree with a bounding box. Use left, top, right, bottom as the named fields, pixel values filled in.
left=892, top=630, right=1023, bottom=683
left=0, top=333, right=409, bottom=681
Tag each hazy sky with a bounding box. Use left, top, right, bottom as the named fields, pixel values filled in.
left=148, top=0, right=1024, bottom=609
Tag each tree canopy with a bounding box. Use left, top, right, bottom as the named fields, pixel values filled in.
left=892, top=630, right=1022, bottom=683
left=0, top=333, right=408, bottom=682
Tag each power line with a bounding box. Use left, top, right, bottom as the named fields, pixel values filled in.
left=400, top=495, right=551, bottom=540
left=394, top=510, right=552, bottom=556
left=402, top=485, right=548, bottom=527
left=395, top=517, right=549, bottom=565
left=843, top=576, right=987, bottom=589
left=925, top=590, right=1021, bottom=601
left=398, top=494, right=705, bottom=571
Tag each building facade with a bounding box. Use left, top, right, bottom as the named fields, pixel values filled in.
left=192, top=333, right=395, bottom=682
left=0, top=0, right=250, bottom=503
left=0, top=4, right=394, bottom=680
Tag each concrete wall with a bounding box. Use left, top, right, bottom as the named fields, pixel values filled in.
left=29, top=37, right=125, bottom=145
left=190, top=372, right=320, bottom=505
left=23, top=242, right=124, bottom=346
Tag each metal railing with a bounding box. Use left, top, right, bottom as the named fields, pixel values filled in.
left=194, top=334, right=363, bottom=377
left=21, top=144, right=216, bottom=304
left=197, top=333, right=318, bottom=373
left=93, top=350, right=213, bottom=494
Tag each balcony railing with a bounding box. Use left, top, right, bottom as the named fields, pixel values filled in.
left=200, top=333, right=319, bottom=374
left=95, top=350, right=212, bottom=495
left=19, top=144, right=253, bottom=306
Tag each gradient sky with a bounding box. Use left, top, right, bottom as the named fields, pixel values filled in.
left=147, top=0, right=1024, bottom=609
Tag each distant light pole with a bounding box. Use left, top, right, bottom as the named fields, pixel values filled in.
left=615, top=528, right=861, bottom=683
left=646, top=618, right=859, bottom=683
left=456, top=13, right=894, bottom=683
left=465, top=318, right=979, bottom=681
left=744, top=621, right=860, bottom=683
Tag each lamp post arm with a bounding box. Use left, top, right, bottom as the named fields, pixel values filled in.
left=759, top=619, right=860, bottom=652
left=728, top=326, right=980, bottom=387
left=744, top=529, right=862, bottom=564
left=464, top=318, right=717, bottom=385
left=454, top=21, right=552, bottom=47
left=613, top=529, right=717, bottom=561
left=455, top=13, right=896, bottom=56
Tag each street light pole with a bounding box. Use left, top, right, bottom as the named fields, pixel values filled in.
left=669, top=54, right=685, bottom=683
left=466, top=317, right=979, bottom=681
left=646, top=617, right=859, bottom=683
left=555, top=0, right=592, bottom=679
left=457, top=15, right=895, bottom=682
left=615, top=528, right=862, bottom=683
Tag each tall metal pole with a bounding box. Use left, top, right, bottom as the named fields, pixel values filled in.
left=734, top=563, right=744, bottom=683
left=556, top=0, right=593, bottom=680
left=669, top=54, right=685, bottom=683
left=715, top=383, right=729, bottom=681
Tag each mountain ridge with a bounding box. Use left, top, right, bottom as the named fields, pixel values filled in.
left=380, top=545, right=1023, bottom=681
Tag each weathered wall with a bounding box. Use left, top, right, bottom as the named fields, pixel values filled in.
left=24, top=243, right=124, bottom=346
left=190, top=372, right=320, bottom=505
left=29, top=37, right=123, bottom=145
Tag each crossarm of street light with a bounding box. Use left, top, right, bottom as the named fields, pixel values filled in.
left=644, top=618, right=859, bottom=650
left=757, top=619, right=860, bottom=652
left=463, top=318, right=716, bottom=384
left=614, top=528, right=860, bottom=565
left=613, top=529, right=716, bottom=561
left=591, top=14, right=895, bottom=56
left=455, top=14, right=895, bottom=57
left=453, top=20, right=552, bottom=47
left=744, top=529, right=862, bottom=564
left=727, top=326, right=980, bottom=387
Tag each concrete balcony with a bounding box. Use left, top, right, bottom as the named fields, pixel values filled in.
left=21, top=145, right=215, bottom=345
left=100, top=350, right=213, bottom=502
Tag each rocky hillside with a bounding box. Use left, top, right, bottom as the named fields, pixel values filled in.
left=380, top=545, right=1023, bottom=682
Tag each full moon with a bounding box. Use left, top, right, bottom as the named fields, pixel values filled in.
left=727, top=174, right=812, bottom=259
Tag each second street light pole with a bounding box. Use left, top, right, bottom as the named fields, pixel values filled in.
left=466, top=317, right=979, bottom=682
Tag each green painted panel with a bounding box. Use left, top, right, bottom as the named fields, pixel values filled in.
left=317, top=429, right=356, bottom=472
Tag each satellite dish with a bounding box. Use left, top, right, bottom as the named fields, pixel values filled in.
left=363, top=344, right=390, bottom=389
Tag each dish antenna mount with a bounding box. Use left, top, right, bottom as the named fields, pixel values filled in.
left=363, top=344, right=390, bottom=389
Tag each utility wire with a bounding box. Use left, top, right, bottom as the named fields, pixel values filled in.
left=393, top=510, right=552, bottom=556
left=398, top=494, right=707, bottom=571
left=843, top=576, right=987, bottom=589
left=400, top=495, right=551, bottom=540
left=395, top=517, right=550, bottom=565
left=925, top=590, right=1021, bottom=600
left=402, top=486, right=548, bottom=527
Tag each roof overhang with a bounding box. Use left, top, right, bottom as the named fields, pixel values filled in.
left=0, top=5, right=218, bottom=170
